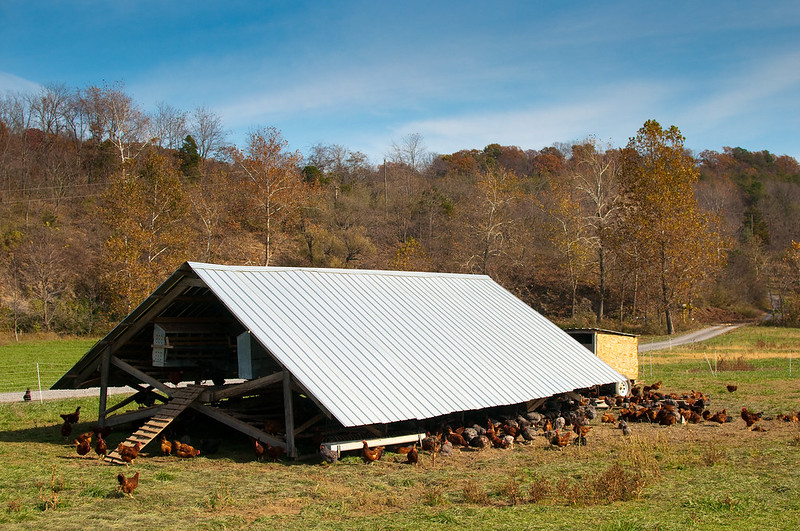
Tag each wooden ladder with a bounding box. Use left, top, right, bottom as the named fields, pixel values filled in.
left=105, top=385, right=205, bottom=465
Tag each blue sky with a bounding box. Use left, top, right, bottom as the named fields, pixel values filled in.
left=1, top=1, right=799, bottom=163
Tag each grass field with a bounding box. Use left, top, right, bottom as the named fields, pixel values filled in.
left=1, top=327, right=799, bottom=530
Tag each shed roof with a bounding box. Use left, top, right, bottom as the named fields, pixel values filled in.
left=55, top=262, right=626, bottom=427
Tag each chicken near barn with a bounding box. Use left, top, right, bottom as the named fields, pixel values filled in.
left=173, top=440, right=200, bottom=458
left=94, top=436, right=107, bottom=459
left=361, top=440, right=385, bottom=463
left=160, top=435, right=172, bottom=456
left=60, top=406, right=81, bottom=424
left=117, top=441, right=142, bottom=464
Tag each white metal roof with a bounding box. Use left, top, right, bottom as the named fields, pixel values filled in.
left=188, top=262, right=627, bottom=427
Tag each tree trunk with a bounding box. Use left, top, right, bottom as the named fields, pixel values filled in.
left=596, top=246, right=605, bottom=322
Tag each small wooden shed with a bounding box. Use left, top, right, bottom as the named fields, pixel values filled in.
left=565, top=328, right=638, bottom=393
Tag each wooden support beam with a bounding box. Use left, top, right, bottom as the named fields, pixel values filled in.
left=110, top=356, right=174, bottom=396
left=109, top=278, right=206, bottom=353
left=105, top=404, right=167, bottom=427
left=98, top=347, right=110, bottom=427
left=189, top=402, right=285, bottom=448
left=104, top=393, right=139, bottom=416
left=104, top=384, right=167, bottom=416
left=293, top=412, right=326, bottom=437
left=69, top=277, right=204, bottom=387
left=284, top=371, right=296, bottom=458
left=363, top=425, right=382, bottom=437
left=202, top=371, right=284, bottom=402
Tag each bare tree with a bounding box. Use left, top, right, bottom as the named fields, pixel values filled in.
left=79, top=82, right=150, bottom=167
left=150, top=102, right=188, bottom=150
left=189, top=105, right=226, bottom=160
left=389, top=132, right=430, bottom=173
left=29, top=83, right=73, bottom=136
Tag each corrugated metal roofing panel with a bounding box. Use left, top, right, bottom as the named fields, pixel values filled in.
left=188, top=262, right=627, bottom=427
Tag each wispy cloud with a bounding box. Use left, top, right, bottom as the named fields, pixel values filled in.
left=392, top=82, right=670, bottom=154
left=0, top=72, right=41, bottom=94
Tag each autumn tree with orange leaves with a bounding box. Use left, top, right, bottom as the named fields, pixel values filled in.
left=619, top=120, right=724, bottom=334
left=229, top=127, right=306, bottom=266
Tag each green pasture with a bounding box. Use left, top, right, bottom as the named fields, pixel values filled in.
left=0, top=327, right=798, bottom=530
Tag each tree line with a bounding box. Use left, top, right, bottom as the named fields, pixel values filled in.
left=1, top=82, right=799, bottom=338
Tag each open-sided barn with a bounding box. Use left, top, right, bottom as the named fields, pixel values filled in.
left=54, top=262, right=627, bottom=459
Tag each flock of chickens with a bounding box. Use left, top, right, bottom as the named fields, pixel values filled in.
left=57, top=378, right=800, bottom=498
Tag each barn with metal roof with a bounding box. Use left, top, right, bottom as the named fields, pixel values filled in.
left=54, top=262, right=627, bottom=458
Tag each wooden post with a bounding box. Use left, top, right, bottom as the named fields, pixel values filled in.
left=283, top=371, right=296, bottom=459
left=98, top=347, right=110, bottom=427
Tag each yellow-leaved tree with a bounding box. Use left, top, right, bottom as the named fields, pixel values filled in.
left=229, top=127, right=306, bottom=266
left=100, top=152, right=190, bottom=317
left=619, top=120, right=724, bottom=334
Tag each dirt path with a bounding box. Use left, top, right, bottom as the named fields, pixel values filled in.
left=638, top=324, right=744, bottom=353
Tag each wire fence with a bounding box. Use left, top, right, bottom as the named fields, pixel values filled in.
left=0, top=362, right=69, bottom=394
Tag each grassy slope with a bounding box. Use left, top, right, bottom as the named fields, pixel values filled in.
left=0, top=328, right=799, bottom=530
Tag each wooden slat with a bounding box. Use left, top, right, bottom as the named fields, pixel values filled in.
left=105, top=386, right=205, bottom=465
left=203, top=371, right=284, bottom=402
left=110, top=356, right=174, bottom=396
left=189, top=402, right=285, bottom=448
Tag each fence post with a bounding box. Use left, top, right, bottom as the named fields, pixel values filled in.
left=36, top=362, right=43, bottom=404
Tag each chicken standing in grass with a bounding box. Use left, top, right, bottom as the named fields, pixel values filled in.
left=406, top=443, right=419, bottom=466
left=94, top=435, right=107, bottom=459
left=740, top=407, right=762, bottom=427
left=76, top=437, right=92, bottom=457
left=549, top=430, right=572, bottom=448
left=117, top=472, right=139, bottom=498
left=361, top=440, right=384, bottom=463
left=319, top=444, right=340, bottom=464
left=160, top=435, right=172, bottom=456
left=60, top=406, right=81, bottom=424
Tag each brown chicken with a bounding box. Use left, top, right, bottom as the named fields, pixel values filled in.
left=94, top=436, right=107, bottom=459
left=160, top=435, right=172, bottom=456
left=406, top=443, right=419, bottom=466
left=573, top=424, right=591, bottom=438
left=750, top=424, right=766, bottom=432
left=446, top=427, right=469, bottom=447
left=252, top=438, right=266, bottom=461
left=708, top=409, right=728, bottom=424
left=264, top=443, right=285, bottom=462
left=726, top=384, right=738, bottom=392
left=684, top=410, right=703, bottom=424
left=601, top=412, right=616, bottom=424
left=740, top=407, right=762, bottom=427
left=174, top=441, right=200, bottom=458
left=361, top=440, right=385, bottom=463
left=60, top=406, right=81, bottom=424
left=117, top=471, right=139, bottom=498
left=73, top=432, right=92, bottom=445
left=117, top=441, right=142, bottom=464
left=76, top=438, right=92, bottom=457
left=549, top=430, right=572, bottom=448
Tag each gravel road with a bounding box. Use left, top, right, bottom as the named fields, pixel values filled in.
left=638, top=324, right=743, bottom=353
left=0, top=385, right=135, bottom=404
